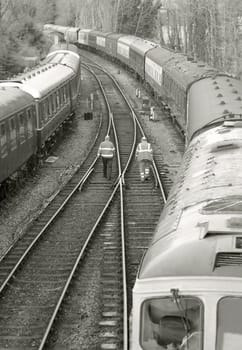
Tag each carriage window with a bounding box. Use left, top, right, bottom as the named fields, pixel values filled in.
left=44, top=100, right=49, bottom=121
left=47, top=98, right=52, bottom=117
left=27, top=109, right=33, bottom=138
left=0, top=123, right=7, bottom=157
left=141, top=296, right=203, bottom=350
left=19, top=113, right=26, bottom=143
left=60, top=88, right=64, bottom=105
left=10, top=117, right=17, bottom=149
left=56, top=91, right=60, bottom=109
left=51, top=94, right=56, bottom=113
left=216, top=297, right=242, bottom=350
left=63, top=86, right=67, bottom=103
left=71, top=80, right=75, bottom=95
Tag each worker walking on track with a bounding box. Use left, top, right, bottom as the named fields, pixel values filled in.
left=136, top=136, right=153, bottom=182
left=97, top=135, right=115, bottom=180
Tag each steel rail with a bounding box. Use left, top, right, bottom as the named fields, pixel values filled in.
left=85, top=61, right=167, bottom=203
left=39, top=61, right=138, bottom=350
left=38, top=60, right=166, bottom=350
left=0, top=66, right=114, bottom=294
left=0, top=154, right=99, bottom=294
left=38, top=62, right=133, bottom=349
left=0, top=100, right=104, bottom=263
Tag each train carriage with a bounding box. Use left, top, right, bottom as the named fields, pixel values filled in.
left=106, top=33, right=124, bottom=59
left=144, top=46, right=175, bottom=98
left=77, top=29, right=93, bottom=47
left=19, top=64, right=79, bottom=148
left=46, top=45, right=81, bottom=74
left=88, top=30, right=102, bottom=50
left=130, top=38, right=158, bottom=80
left=117, top=35, right=137, bottom=67
left=92, top=31, right=112, bottom=54
left=0, top=86, right=36, bottom=184
left=64, top=27, right=80, bottom=44
left=3, top=48, right=80, bottom=150
left=163, top=57, right=218, bottom=132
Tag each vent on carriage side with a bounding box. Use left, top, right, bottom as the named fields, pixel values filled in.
left=214, top=252, right=242, bottom=268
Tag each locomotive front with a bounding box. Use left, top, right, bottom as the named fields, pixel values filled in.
left=131, top=75, right=242, bottom=350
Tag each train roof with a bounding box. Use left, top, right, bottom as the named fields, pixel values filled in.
left=107, top=33, right=125, bottom=40
left=79, top=29, right=93, bottom=33
left=188, top=75, right=242, bottom=139
left=139, top=125, right=242, bottom=280
left=0, top=85, right=33, bottom=120
left=3, top=63, right=75, bottom=99
left=118, top=35, right=137, bottom=46
left=163, top=55, right=218, bottom=90
left=146, top=46, right=177, bottom=66
left=44, top=24, right=69, bottom=34
left=44, top=48, right=80, bottom=73
left=130, top=37, right=158, bottom=56
left=89, top=30, right=112, bottom=38
left=47, top=43, right=79, bottom=55
left=65, top=27, right=80, bottom=34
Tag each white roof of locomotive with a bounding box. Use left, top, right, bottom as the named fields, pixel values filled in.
left=139, top=123, right=242, bottom=280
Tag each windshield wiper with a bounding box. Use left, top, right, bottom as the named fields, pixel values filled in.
left=170, top=289, right=191, bottom=340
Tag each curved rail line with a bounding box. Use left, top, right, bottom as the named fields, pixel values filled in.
left=0, top=60, right=167, bottom=350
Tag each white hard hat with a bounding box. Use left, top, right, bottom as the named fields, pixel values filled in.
left=142, top=136, right=147, bottom=141
left=105, top=135, right=110, bottom=141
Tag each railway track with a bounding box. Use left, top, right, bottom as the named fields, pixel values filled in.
left=0, top=59, right=178, bottom=350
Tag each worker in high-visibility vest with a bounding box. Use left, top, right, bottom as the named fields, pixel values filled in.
left=97, top=135, right=115, bottom=180
left=135, top=136, right=153, bottom=182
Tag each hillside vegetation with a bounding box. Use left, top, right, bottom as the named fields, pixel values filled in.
left=0, top=0, right=241, bottom=78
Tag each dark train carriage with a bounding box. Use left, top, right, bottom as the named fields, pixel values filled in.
left=117, top=35, right=137, bottom=66
left=163, top=57, right=218, bottom=130
left=77, top=29, right=93, bottom=47
left=65, top=27, right=80, bottom=44
left=88, top=30, right=101, bottom=50
left=18, top=63, right=79, bottom=149
left=106, top=33, right=124, bottom=58
left=0, top=86, right=37, bottom=184
left=96, top=31, right=113, bottom=54
left=130, top=38, right=158, bottom=80
left=144, top=46, right=175, bottom=96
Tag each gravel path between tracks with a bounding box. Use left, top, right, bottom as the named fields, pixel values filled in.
left=0, top=52, right=183, bottom=259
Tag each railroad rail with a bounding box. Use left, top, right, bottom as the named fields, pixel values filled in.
left=0, top=59, right=170, bottom=350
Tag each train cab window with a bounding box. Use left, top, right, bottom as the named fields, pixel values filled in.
left=141, top=296, right=203, bottom=350
left=27, top=109, right=33, bottom=138
left=216, top=297, right=242, bottom=350
left=19, top=113, right=26, bottom=144
left=10, top=117, right=17, bottom=149
left=0, top=123, right=8, bottom=158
